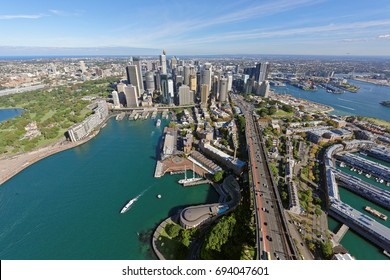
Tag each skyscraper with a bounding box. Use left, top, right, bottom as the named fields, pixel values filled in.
left=257, top=81, right=270, bottom=97
left=171, top=56, right=177, bottom=70
left=145, top=71, right=155, bottom=93
left=124, top=85, right=139, bottom=107
left=226, top=72, right=233, bottom=92
left=200, top=84, right=209, bottom=105
left=160, top=50, right=167, bottom=74
left=184, top=65, right=190, bottom=86
left=133, top=57, right=144, bottom=95
left=189, top=74, right=197, bottom=92
left=168, top=79, right=174, bottom=103
left=219, top=77, right=228, bottom=102
left=125, top=65, right=142, bottom=97
left=201, top=63, right=212, bottom=90
left=256, top=62, right=269, bottom=82
left=160, top=74, right=169, bottom=104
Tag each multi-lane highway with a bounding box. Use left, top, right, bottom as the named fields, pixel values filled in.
left=233, top=94, right=298, bottom=260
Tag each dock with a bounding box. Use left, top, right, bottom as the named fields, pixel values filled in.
left=333, top=224, right=349, bottom=243
left=332, top=169, right=390, bottom=210
left=154, top=161, right=163, bottom=178
left=336, top=153, right=390, bottom=183
left=183, top=179, right=210, bottom=187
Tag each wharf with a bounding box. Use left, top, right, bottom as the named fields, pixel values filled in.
left=154, top=161, right=163, bottom=178
left=333, top=169, right=390, bottom=210
left=329, top=198, right=390, bottom=252
left=153, top=156, right=209, bottom=179
left=333, top=224, right=349, bottom=243
left=336, top=153, right=390, bottom=182
left=183, top=179, right=210, bottom=187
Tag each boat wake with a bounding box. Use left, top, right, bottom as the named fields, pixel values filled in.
left=120, top=186, right=152, bottom=214
left=336, top=105, right=355, bottom=111
left=337, top=98, right=362, bottom=105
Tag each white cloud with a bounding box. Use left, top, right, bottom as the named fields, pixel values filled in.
left=49, top=9, right=82, bottom=16
left=378, top=34, right=390, bottom=39
left=0, top=14, right=44, bottom=20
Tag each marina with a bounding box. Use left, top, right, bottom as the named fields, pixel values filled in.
left=336, top=153, right=390, bottom=184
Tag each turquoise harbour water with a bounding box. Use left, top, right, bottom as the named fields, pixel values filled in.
left=272, top=79, right=390, bottom=121
left=0, top=108, right=24, bottom=123
left=273, top=81, right=390, bottom=259
left=0, top=118, right=218, bottom=259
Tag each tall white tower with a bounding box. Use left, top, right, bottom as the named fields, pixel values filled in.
left=160, top=50, right=167, bottom=74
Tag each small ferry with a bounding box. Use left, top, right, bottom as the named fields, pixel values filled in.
left=364, top=206, right=387, bottom=221
left=120, top=195, right=140, bottom=213
left=156, top=119, right=161, bottom=127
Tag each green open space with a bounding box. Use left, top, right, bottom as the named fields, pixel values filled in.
left=0, top=77, right=119, bottom=155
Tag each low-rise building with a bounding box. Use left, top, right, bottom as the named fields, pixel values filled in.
left=199, top=140, right=245, bottom=175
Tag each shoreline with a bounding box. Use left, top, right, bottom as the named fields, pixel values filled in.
left=0, top=115, right=112, bottom=186
left=353, top=77, right=390, bottom=87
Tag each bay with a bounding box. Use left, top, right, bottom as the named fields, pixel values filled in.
left=0, top=117, right=218, bottom=259
left=272, top=79, right=390, bottom=121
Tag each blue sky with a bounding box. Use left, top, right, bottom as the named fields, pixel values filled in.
left=1, top=0, right=390, bottom=56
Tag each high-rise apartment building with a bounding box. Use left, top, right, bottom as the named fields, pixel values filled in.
left=226, top=72, right=233, bottom=92
left=257, top=81, right=270, bottom=97
left=112, top=90, right=120, bottom=108
left=178, top=85, right=194, bottom=105
left=219, top=77, right=228, bottom=102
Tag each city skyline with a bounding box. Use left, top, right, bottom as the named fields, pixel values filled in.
left=1, top=0, right=390, bottom=56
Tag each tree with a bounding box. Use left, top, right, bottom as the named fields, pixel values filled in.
left=179, top=229, right=191, bottom=247
left=165, top=223, right=181, bottom=238
left=212, top=170, right=225, bottom=183
left=201, top=215, right=236, bottom=259
left=321, top=240, right=333, bottom=259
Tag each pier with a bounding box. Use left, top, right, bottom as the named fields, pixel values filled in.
left=324, top=144, right=390, bottom=253
left=333, top=224, right=349, bottom=243
left=336, top=153, right=390, bottom=183
left=329, top=198, right=390, bottom=252
left=183, top=179, right=210, bottom=187
left=332, top=169, right=390, bottom=210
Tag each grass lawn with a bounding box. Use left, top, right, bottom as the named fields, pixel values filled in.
left=273, top=110, right=294, bottom=117
left=155, top=222, right=188, bottom=260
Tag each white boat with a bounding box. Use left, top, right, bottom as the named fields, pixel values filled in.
left=178, top=163, right=203, bottom=184
left=156, top=119, right=161, bottom=127
left=120, top=195, right=141, bottom=213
